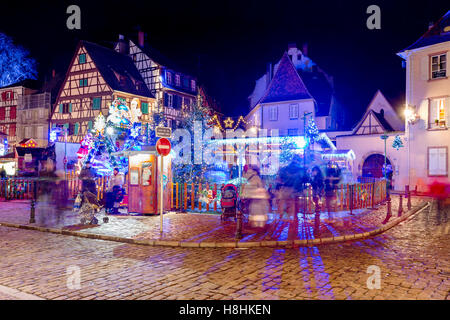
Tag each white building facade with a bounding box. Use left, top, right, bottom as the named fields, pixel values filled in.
left=397, top=10, right=450, bottom=191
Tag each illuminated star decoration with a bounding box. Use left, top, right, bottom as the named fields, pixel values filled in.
left=224, top=117, right=234, bottom=128
left=130, top=126, right=140, bottom=138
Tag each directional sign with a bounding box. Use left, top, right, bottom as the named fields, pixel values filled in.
left=155, top=126, right=172, bottom=138
left=156, top=138, right=171, bottom=156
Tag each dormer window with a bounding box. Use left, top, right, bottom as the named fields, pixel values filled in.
left=166, top=71, right=172, bottom=85
left=175, top=74, right=180, bottom=86
left=190, top=80, right=196, bottom=92
left=431, top=54, right=446, bottom=79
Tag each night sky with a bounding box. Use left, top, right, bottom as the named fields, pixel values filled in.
left=1, top=0, right=449, bottom=128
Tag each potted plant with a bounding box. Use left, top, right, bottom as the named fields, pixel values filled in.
left=435, top=119, right=439, bottom=127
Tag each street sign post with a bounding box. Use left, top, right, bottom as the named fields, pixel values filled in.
left=155, top=126, right=172, bottom=139
left=156, top=138, right=171, bottom=233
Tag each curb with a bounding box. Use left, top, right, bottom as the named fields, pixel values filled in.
left=0, top=202, right=430, bottom=249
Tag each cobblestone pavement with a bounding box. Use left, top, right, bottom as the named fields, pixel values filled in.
left=0, top=196, right=424, bottom=242
left=0, top=197, right=448, bottom=300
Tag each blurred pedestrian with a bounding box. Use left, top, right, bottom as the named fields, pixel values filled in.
left=79, top=161, right=98, bottom=195
left=310, top=166, right=324, bottom=214
left=37, top=160, right=60, bottom=226
left=324, top=162, right=341, bottom=220
left=106, top=168, right=124, bottom=214
left=241, top=165, right=269, bottom=229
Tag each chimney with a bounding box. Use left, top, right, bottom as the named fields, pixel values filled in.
left=302, top=43, right=308, bottom=56
left=266, top=63, right=272, bottom=87
left=138, top=31, right=145, bottom=47
left=117, top=34, right=127, bottom=54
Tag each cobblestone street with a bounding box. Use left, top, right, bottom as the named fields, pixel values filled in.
left=0, top=196, right=448, bottom=300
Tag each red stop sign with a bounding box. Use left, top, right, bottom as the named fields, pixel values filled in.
left=156, top=138, right=171, bottom=156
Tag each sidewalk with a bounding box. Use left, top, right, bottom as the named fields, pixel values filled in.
left=0, top=196, right=427, bottom=247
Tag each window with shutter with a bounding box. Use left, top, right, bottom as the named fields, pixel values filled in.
left=74, top=123, right=79, bottom=135
left=0, top=108, right=5, bottom=120
left=59, top=104, right=63, bottom=113
left=92, top=97, right=101, bottom=110
left=10, top=106, right=16, bottom=120
left=88, top=121, right=93, bottom=130
left=430, top=54, right=446, bottom=79
left=69, top=103, right=72, bottom=113
left=428, top=147, right=448, bottom=176
left=141, top=102, right=149, bottom=114
left=79, top=54, right=86, bottom=64
left=9, top=124, right=15, bottom=137
left=428, top=99, right=438, bottom=128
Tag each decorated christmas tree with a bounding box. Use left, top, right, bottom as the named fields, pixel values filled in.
left=392, top=135, right=404, bottom=150
left=306, top=117, right=319, bottom=143
left=172, top=94, right=215, bottom=184
left=76, top=98, right=146, bottom=175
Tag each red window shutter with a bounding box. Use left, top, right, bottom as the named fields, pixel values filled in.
left=10, top=106, right=16, bottom=120
left=0, top=108, right=5, bottom=121
left=1, top=92, right=5, bottom=101
left=9, top=124, right=16, bottom=136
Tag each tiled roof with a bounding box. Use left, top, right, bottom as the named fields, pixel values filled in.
left=82, top=41, right=154, bottom=98
left=297, top=68, right=333, bottom=116
left=400, top=10, right=450, bottom=52
left=259, top=52, right=313, bottom=104
left=372, top=110, right=394, bottom=132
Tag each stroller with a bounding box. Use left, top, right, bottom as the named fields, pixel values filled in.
left=220, top=184, right=239, bottom=221
left=74, top=190, right=101, bottom=225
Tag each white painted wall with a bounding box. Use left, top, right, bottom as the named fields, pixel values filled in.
left=336, top=133, right=407, bottom=190
left=399, top=40, right=450, bottom=191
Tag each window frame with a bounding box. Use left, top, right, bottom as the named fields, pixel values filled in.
left=268, top=105, right=278, bottom=121
left=190, top=79, right=196, bottom=92
left=175, top=74, right=181, bottom=86
left=166, top=71, right=172, bottom=85
left=287, top=128, right=298, bottom=136
left=427, top=146, right=448, bottom=177
left=167, top=93, right=173, bottom=108
left=79, top=53, right=86, bottom=64
left=289, top=104, right=299, bottom=120
left=430, top=53, right=447, bottom=79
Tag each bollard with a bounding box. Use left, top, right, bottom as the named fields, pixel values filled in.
left=407, top=188, right=411, bottom=210
left=235, top=209, right=243, bottom=239
left=382, top=196, right=392, bottom=224
left=29, top=180, right=36, bottom=224
left=398, top=194, right=403, bottom=217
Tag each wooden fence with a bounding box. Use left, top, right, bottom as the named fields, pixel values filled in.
left=1, top=174, right=387, bottom=215
left=169, top=179, right=388, bottom=214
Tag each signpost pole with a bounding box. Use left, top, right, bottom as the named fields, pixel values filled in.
left=160, top=154, right=164, bottom=234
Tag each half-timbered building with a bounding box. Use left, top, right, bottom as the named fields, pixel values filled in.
left=0, top=81, right=37, bottom=149
left=114, top=32, right=198, bottom=129
left=51, top=40, right=156, bottom=144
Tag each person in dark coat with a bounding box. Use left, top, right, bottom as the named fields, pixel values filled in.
left=324, top=162, right=341, bottom=219
left=310, top=166, right=324, bottom=214
left=79, top=161, right=98, bottom=195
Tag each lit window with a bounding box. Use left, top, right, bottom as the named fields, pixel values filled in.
left=428, top=147, right=448, bottom=176
left=289, top=104, right=299, bottom=119
left=429, top=98, right=447, bottom=128
left=431, top=54, right=446, bottom=79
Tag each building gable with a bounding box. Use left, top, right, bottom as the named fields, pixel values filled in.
left=259, top=52, right=313, bottom=105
